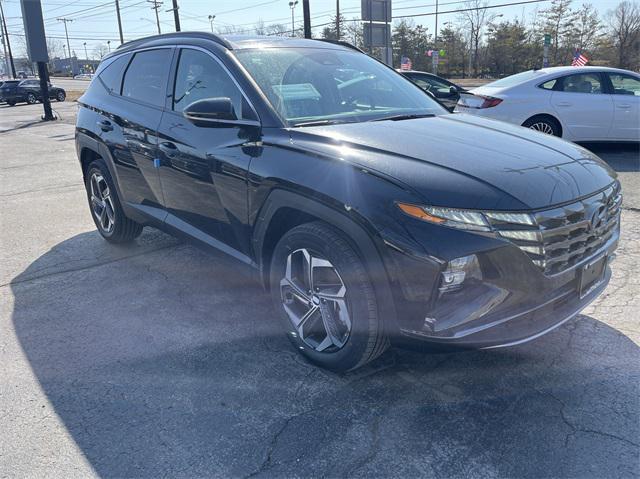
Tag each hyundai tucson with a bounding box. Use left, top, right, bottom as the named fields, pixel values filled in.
left=75, top=33, right=621, bottom=371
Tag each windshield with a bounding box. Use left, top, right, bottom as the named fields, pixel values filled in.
left=234, top=47, right=446, bottom=126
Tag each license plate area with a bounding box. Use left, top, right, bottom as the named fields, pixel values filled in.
left=579, top=254, right=607, bottom=298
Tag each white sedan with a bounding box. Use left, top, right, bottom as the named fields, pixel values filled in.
left=455, top=66, right=640, bottom=142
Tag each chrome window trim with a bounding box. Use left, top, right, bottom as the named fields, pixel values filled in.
left=171, top=45, right=261, bottom=125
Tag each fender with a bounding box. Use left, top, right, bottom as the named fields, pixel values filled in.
left=252, top=188, right=400, bottom=332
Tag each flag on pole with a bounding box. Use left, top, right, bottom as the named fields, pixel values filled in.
left=400, top=56, right=412, bottom=70
left=571, top=50, right=588, bottom=66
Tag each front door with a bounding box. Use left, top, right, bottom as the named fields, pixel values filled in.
left=156, top=47, right=260, bottom=256
left=605, top=72, right=640, bottom=141
left=550, top=72, right=614, bottom=141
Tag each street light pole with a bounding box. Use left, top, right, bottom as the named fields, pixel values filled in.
left=107, top=40, right=111, bottom=52
left=289, top=1, right=298, bottom=37
left=208, top=14, right=216, bottom=33
left=114, top=0, right=124, bottom=44
left=83, top=42, right=88, bottom=72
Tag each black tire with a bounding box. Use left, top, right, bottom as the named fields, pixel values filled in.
left=7, top=100, right=16, bottom=106
left=85, top=159, right=143, bottom=243
left=270, top=221, right=389, bottom=372
left=26, top=93, right=37, bottom=104
left=56, top=90, right=66, bottom=102
left=522, top=115, right=561, bottom=137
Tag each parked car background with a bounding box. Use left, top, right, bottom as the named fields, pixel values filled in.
left=455, top=66, right=640, bottom=142
left=0, top=79, right=66, bottom=106
left=399, top=70, right=467, bottom=111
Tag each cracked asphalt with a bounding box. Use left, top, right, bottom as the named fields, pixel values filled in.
left=1, top=102, right=639, bottom=478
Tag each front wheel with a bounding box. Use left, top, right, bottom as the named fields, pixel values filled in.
left=26, top=93, right=37, bottom=104
left=56, top=90, right=66, bottom=102
left=270, top=222, right=389, bottom=372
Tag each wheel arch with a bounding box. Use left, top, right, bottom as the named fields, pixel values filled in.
left=253, top=189, right=399, bottom=330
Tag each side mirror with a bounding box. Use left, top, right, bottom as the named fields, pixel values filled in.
left=449, top=85, right=458, bottom=94
left=183, top=97, right=237, bottom=123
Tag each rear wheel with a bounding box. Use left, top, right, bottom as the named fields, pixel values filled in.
left=7, top=100, right=16, bottom=106
left=85, top=159, right=143, bottom=243
left=26, top=93, right=37, bottom=104
left=270, top=222, right=388, bottom=371
left=56, top=90, right=66, bottom=102
left=522, top=115, right=561, bottom=137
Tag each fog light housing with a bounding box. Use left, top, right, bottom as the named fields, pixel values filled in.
left=439, top=254, right=481, bottom=293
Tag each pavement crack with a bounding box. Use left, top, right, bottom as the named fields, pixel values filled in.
left=1, top=183, right=82, bottom=198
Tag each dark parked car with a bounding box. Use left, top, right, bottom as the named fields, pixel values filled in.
left=0, top=79, right=66, bottom=106
left=399, top=70, right=467, bottom=111
left=76, top=33, right=621, bottom=371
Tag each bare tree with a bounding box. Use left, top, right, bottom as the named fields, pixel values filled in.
left=537, top=0, right=578, bottom=64
left=254, top=19, right=266, bottom=35
left=570, top=3, right=603, bottom=52
left=460, top=0, right=496, bottom=76
left=92, top=43, right=110, bottom=60
left=608, top=1, right=640, bottom=68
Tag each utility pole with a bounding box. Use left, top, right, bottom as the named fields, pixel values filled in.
left=336, top=0, right=340, bottom=39
left=208, top=14, right=215, bottom=33
left=83, top=41, right=88, bottom=71
left=57, top=18, right=74, bottom=75
left=167, top=0, right=180, bottom=32
left=302, top=0, right=311, bottom=38
left=433, top=0, right=439, bottom=75
left=0, top=0, right=16, bottom=78
left=115, top=0, right=124, bottom=44
left=148, top=0, right=162, bottom=35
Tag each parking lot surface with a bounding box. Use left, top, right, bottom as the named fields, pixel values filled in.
left=1, top=102, right=639, bottom=478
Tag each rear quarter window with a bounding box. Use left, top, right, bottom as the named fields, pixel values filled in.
left=95, top=54, right=130, bottom=95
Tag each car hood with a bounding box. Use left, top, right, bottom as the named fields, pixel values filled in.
left=288, top=113, right=617, bottom=210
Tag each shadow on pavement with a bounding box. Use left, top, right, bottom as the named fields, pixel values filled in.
left=10, top=230, right=640, bottom=478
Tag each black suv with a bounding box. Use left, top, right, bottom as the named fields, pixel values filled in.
left=0, top=79, right=66, bottom=106
left=75, top=33, right=621, bottom=371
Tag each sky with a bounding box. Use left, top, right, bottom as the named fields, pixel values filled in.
left=2, top=0, right=626, bottom=60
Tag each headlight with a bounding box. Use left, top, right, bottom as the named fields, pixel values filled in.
left=396, top=202, right=537, bottom=234
left=397, top=203, right=491, bottom=231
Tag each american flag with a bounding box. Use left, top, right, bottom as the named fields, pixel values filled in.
left=571, top=51, right=588, bottom=66
left=400, top=56, right=412, bottom=71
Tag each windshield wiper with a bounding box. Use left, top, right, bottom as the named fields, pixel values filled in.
left=369, top=113, right=436, bottom=122
left=293, top=119, right=346, bottom=127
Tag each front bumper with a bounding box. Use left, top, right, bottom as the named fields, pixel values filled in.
left=383, top=221, right=619, bottom=350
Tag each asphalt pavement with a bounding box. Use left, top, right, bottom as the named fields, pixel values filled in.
left=1, top=102, right=638, bottom=478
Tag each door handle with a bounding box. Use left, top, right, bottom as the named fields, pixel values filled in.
left=96, top=119, right=113, bottom=132
left=616, top=104, right=631, bottom=109
left=159, top=141, right=178, bottom=158
left=556, top=102, right=572, bottom=107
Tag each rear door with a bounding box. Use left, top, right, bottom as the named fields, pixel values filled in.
left=605, top=72, right=640, bottom=141
left=550, top=72, right=613, bottom=140
left=94, top=48, right=174, bottom=215
left=156, top=47, right=260, bottom=256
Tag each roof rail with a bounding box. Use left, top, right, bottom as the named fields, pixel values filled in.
left=117, top=31, right=232, bottom=51
left=316, top=39, right=365, bottom=53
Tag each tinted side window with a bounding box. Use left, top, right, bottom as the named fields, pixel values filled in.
left=173, top=48, right=251, bottom=119
left=559, top=73, right=603, bottom=94
left=122, top=49, right=172, bottom=107
left=96, top=54, right=130, bottom=95
left=608, top=73, right=640, bottom=96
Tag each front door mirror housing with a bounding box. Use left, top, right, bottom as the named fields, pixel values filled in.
left=183, top=97, right=238, bottom=123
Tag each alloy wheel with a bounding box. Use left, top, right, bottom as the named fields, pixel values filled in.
left=89, top=172, right=115, bottom=233
left=529, top=121, right=555, bottom=135
left=280, top=248, right=352, bottom=352
left=57, top=91, right=65, bottom=101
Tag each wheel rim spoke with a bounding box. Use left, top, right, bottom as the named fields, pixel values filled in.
left=90, top=173, right=114, bottom=233
left=280, top=248, right=352, bottom=353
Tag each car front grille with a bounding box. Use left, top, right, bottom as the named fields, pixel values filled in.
left=488, top=183, right=622, bottom=275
